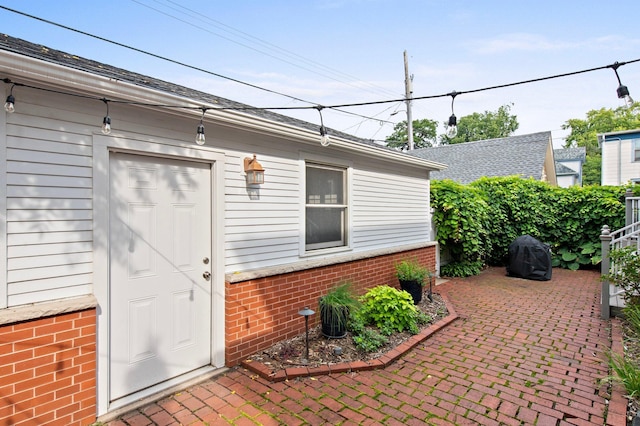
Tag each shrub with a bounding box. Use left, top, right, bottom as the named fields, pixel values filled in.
left=602, top=246, right=640, bottom=304
left=356, top=285, right=421, bottom=334
left=431, top=176, right=628, bottom=276
left=430, top=179, right=490, bottom=277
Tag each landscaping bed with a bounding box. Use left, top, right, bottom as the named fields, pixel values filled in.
left=245, top=292, right=448, bottom=373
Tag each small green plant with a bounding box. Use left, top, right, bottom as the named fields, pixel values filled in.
left=357, top=285, right=421, bottom=334
left=276, top=342, right=300, bottom=361
left=623, top=303, right=640, bottom=334
left=352, top=328, right=388, bottom=352
left=394, top=259, right=430, bottom=283
left=318, top=282, right=361, bottom=333
left=440, top=260, right=483, bottom=277
left=347, top=310, right=388, bottom=352
left=602, top=246, right=640, bottom=303
left=604, top=352, right=640, bottom=398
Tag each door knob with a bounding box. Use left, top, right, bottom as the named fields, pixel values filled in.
left=203, top=271, right=211, bottom=281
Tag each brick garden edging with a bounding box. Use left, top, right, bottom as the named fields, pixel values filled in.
left=240, top=293, right=459, bottom=382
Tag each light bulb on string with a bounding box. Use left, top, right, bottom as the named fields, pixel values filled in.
left=101, top=99, right=111, bottom=135
left=101, top=116, right=111, bottom=135
left=617, top=84, right=634, bottom=108
left=320, top=125, right=330, bottom=147
left=4, top=81, right=16, bottom=113
left=4, top=86, right=15, bottom=113
left=445, top=91, right=458, bottom=139
left=446, top=114, right=458, bottom=138
left=611, top=62, right=634, bottom=108
left=315, top=106, right=330, bottom=147
left=195, top=107, right=207, bottom=145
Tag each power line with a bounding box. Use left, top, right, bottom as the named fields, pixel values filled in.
left=1, top=5, right=638, bottom=133
left=0, top=5, right=307, bottom=102
left=5, top=56, right=638, bottom=114
left=327, top=59, right=640, bottom=109
left=132, top=0, right=401, bottom=99
left=0, top=5, right=392, bottom=126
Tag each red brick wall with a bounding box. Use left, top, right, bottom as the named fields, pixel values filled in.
left=225, top=246, right=436, bottom=366
left=0, top=309, right=97, bottom=426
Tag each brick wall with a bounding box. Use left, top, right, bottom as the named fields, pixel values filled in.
left=225, top=246, right=436, bottom=366
left=0, top=309, right=97, bottom=426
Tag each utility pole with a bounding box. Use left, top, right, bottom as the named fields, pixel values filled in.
left=404, top=50, right=414, bottom=150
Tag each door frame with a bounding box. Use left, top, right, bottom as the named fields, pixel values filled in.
left=93, top=134, right=226, bottom=416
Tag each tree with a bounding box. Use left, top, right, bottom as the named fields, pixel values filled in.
left=562, top=103, right=640, bottom=185
left=385, top=118, right=438, bottom=149
left=441, top=104, right=519, bottom=144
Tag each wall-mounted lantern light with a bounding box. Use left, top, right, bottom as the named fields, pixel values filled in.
left=244, top=155, right=265, bottom=185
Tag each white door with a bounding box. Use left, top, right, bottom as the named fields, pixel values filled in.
left=109, top=153, right=212, bottom=401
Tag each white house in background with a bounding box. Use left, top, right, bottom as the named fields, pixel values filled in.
left=554, top=147, right=586, bottom=187
left=600, top=129, right=640, bottom=185
left=0, top=35, right=446, bottom=423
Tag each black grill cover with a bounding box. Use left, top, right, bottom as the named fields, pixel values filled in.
left=506, top=235, right=552, bottom=281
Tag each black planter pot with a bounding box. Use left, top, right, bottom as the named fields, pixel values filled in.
left=320, top=305, right=349, bottom=338
left=399, top=279, right=423, bottom=304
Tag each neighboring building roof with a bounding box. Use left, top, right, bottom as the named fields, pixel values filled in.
left=555, top=162, right=578, bottom=176
left=554, top=147, right=586, bottom=162
left=0, top=34, right=376, bottom=149
left=599, top=128, right=640, bottom=139
left=408, top=131, right=554, bottom=184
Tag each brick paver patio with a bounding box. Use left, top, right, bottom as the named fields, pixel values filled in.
left=105, top=267, right=625, bottom=425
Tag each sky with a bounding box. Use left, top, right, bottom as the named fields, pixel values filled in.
left=1, top=0, right=639, bottom=147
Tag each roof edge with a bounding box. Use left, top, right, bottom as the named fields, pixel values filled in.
left=0, top=44, right=446, bottom=171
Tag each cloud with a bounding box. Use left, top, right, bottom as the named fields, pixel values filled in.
left=468, top=33, right=578, bottom=54
left=468, top=33, right=640, bottom=54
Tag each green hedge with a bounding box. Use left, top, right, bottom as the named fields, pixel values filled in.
left=431, top=176, right=629, bottom=277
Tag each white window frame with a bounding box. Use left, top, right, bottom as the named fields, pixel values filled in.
left=632, top=139, right=640, bottom=162
left=300, top=153, right=352, bottom=256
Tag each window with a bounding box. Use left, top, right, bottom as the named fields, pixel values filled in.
left=633, top=139, right=640, bottom=162
left=305, top=163, right=347, bottom=251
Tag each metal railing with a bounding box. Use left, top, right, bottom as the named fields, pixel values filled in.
left=600, top=193, right=640, bottom=319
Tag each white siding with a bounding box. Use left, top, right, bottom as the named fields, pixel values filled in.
left=557, top=175, right=576, bottom=188
left=352, top=166, right=430, bottom=248
left=602, top=139, right=640, bottom=185
left=5, top=98, right=94, bottom=307
left=601, top=140, right=620, bottom=185
left=561, top=160, right=581, bottom=173
left=222, top=144, right=432, bottom=272
left=223, top=150, right=301, bottom=272
left=1, top=82, right=436, bottom=304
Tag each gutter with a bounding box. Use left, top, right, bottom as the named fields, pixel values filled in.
left=0, top=49, right=447, bottom=172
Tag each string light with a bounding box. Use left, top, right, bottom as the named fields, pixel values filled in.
left=2, top=57, right=638, bottom=145
left=4, top=83, right=15, bottom=113
left=196, top=107, right=206, bottom=145
left=315, top=106, right=330, bottom=147
left=445, top=91, right=458, bottom=139
left=101, top=99, right=111, bottom=134
left=610, top=62, right=634, bottom=108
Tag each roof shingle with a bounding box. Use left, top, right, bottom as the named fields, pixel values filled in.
left=408, top=132, right=552, bottom=184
